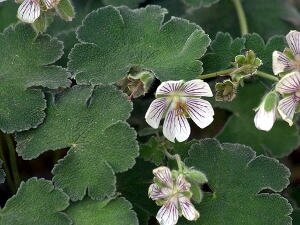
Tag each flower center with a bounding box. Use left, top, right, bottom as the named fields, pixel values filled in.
left=293, top=55, right=300, bottom=70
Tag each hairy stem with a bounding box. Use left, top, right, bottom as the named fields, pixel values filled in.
left=163, top=149, right=183, bottom=172
left=232, top=0, right=248, bottom=35
left=199, top=68, right=234, bottom=79
left=256, top=71, right=279, bottom=82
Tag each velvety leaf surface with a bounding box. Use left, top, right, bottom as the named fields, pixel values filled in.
left=179, top=138, right=292, bottom=225
left=0, top=1, right=18, bottom=31
left=68, top=5, right=210, bottom=84
left=16, top=85, right=139, bottom=201
left=201, top=32, right=245, bottom=73
left=0, top=159, right=5, bottom=184
left=66, top=197, right=138, bottom=225
left=244, top=33, right=285, bottom=73
left=0, top=178, right=71, bottom=225
left=0, top=24, right=70, bottom=133
left=182, top=0, right=220, bottom=8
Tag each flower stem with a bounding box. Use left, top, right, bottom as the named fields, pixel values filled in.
left=5, top=134, right=20, bottom=188
left=231, top=0, right=248, bottom=35
left=256, top=71, right=279, bottom=82
left=199, top=68, right=234, bottom=79
left=163, top=149, right=183, bottom=172
left=0, top=133, right=16, bottom=192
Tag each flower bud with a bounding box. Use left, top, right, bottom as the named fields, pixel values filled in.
left=233, top=50, right=262, bottom=77
left=55, top=0, right=75, bottom=21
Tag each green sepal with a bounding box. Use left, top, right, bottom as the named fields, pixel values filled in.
left=184, top=168, right=208, bottom=185
left=215, top=79, right=237, bottom=102
left=190, top=182, right=203, bottom=204
left=283, top=48, right=295, bottom=60
left=32, top=14, right=48, bottom=33
left=55, top=0, right=75, bottom=21
left=263, top=91, right=279, bottom=112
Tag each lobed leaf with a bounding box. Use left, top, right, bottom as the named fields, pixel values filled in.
left=179, top=138, right=292, bottom=225
left=216, top=82, right=300, bottom=157
left=201, top=32, right=245, bottom=73
left=0, top=178, right=71, bottom=225
left=102, top=0, right=144, bottom=8
left=244, top=33, right=285, bottom=74
left=0, top=24, right=70, bottom=133
left=16, top=85, right=139, bottom=201
left=66, top=197, right=138, bottom=225
left=68, top=5, right=210, bottom=84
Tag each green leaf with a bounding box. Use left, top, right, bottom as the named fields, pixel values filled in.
left=0, top=159, right=5, bottom=184
left=16, top=85, right=139, bottom=201
left=182, top=0, right=220, bottom=8
left=117, top=159, right=157, bottom=225
left=0, top=24, right=70, bottom=133
left=202, top=32, right=245, bottom=73
left=216, top=82, right=300, bottom=158
left=102, top=0, right=144, bottom=8
left=0, top=1, right=18, bottom=31
left=0, top=178, right=71, bottom=225
left=180, top=138, right=292, bottom=225
left=244, top=33, right=285, bottom=74
left=68, top=5, right=210, bottom=84
left=140, top=137, right=165, bottom=166
left=66, top=197, right=138, bottom=225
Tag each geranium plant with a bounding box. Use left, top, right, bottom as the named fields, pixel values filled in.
left=0, top=0, right=300, bottom=225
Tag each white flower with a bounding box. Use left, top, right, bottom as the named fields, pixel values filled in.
left=273, top=30, right=300, bottom=75
left=17, top=0, right=59, bottom=23
left=254, top=92, right=279, bottom=131
left=148, top=167, right=200, bottom=225
left=275, top=71, right=300, bottom=126
left=145, top=79, right=214, bottom=142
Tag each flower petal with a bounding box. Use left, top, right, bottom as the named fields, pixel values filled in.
left=254, top=106, right=276, bottom=132
left=178, top=195, right=200, bottom=221
left=145, top=98, right=168, bottom=129
left=286, top=30, right=300, bottom=55
left=156, top=80, right=184, bottom=96
left=181, top=79, right=213, bottom=97
left=17, top=0, right=40, bottom=23
left=175, top=175, right=191, bottom=192
left=41, top=0, right=58, bottom=9
left=148, top=183, right=172, bottom=200
left=156, top=198, right=179, bottom=225
left=153, top=166, right=173, bottom=187
left=272, top=51, right=293, bottom=75
left=275, top=71, right=300, bottom=94
left=186, top=98, right=214, bottom=129
left=277, top=95, right=299, bottom=126
left=163, top=106, right=191, bottom=143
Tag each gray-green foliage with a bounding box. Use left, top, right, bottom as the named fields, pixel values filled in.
left=0, top=178, right=71, bottom=225
left=179, top=138, right=292, bottom=225
left=0, top=24, right=70, bottom=133
left=16, top=85, right=139, bottom=201
left=202, top=32, right=245, bottom=73
left=66, top=197, right=138, bottom=225
left=68, top=5, right=210, bottom=85
left=216, top=82, right=300, bottom=158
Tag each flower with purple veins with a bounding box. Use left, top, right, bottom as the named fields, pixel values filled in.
left=17, top=0, right=60, bottom=23
left=145, top=79, right=214, bottom=143
left=275, top=71, right=300, bottom=126
left=148, top=166, right=200, bottom=225
left=273, top=30, right=300, bottom=75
